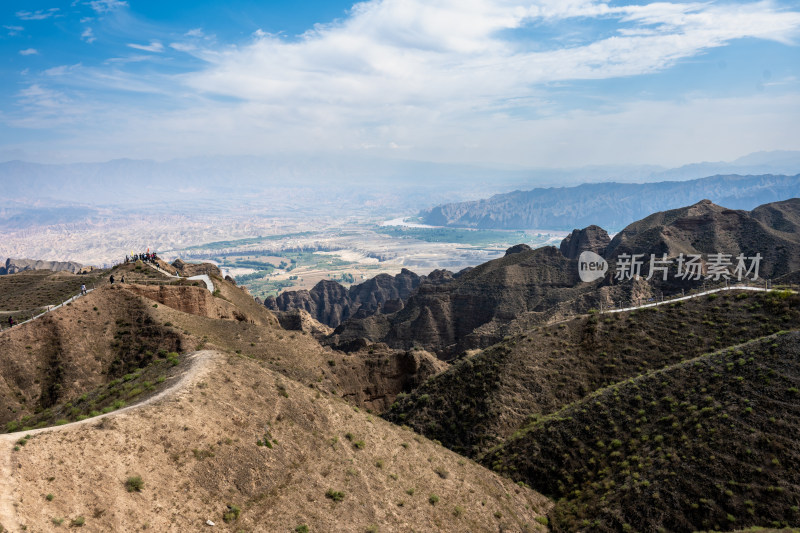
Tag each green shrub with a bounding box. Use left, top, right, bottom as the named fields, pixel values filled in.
left=71, top=516, right=86, bottom=527
left=429, top=494, right=439, bottom=505
left=295, top=526, right=309, bottom=533
left=325, top=489, right=345, bottom=502
left=125, top=476, right=144, bottom=492
left=222, top=504, right=241, bottom=523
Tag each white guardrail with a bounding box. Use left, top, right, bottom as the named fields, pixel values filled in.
left=603, top=285, right=770, bottom=314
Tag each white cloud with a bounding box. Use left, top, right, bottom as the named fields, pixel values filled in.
left=81, top=27, right=96, bottom=44
left=19, top=48, right=39, bottom=56
left=170, top=42, right=197, bottom=53
left=105, top=55, right=153, bottom=64
left=16, top=8, right=59, bottom=21
left=6, top=0, right=800, bottom=168
left=16, top=84, right=71, bottom=115
left=44, top=64, right=82, bottom=76
left=87, top=0, right=128, bottom=14
left=5, top=25, right=24, bottom=36
left=127, top=41, right=164, bottom=53
left=182, top=0, right=800, bottom=112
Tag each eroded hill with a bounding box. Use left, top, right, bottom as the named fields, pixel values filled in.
left=1, top=351, right=551, bottom=532
left=0, top=261, right=446, bottom=432
left=319, top=199, right=800, bottom=360
left=604, top=198, right=800, bottom=278
left=265, top=268, right=423, bottom=328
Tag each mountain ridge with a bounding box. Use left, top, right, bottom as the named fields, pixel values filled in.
left=420, top=174, right=800, bottom=231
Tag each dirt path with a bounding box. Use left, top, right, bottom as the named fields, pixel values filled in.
left=0, top=349, right=218, bottom=533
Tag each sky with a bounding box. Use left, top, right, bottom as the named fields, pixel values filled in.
left=2, top=0, right=800, bottom=168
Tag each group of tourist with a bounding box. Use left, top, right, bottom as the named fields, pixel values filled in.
left=125, top=251, right=159, bottom=264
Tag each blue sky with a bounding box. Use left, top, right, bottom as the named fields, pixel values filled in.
left=2, top=0, right=800, bottom=167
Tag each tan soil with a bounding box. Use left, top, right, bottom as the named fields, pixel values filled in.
left=0, top=351, right=551, bottom=532
left=0, top=350, right=214, bottom=532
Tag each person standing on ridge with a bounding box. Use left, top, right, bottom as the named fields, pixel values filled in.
left=8, top=316, right=13, bottom=328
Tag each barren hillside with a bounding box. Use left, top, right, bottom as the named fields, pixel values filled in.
left=0, top=351, right=551, bottom=532
left=1, top=263, right=446, bottom=431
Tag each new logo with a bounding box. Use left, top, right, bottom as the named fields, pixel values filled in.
left=578, top=251, right=608, bottom=282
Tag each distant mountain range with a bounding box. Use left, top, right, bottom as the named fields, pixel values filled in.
left=2, top=150, right=799, bottom=218
left=420, top=173, right=800, bottom=231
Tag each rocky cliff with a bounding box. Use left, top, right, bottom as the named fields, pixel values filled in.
left=264, top=268, right=422, bottom=327
left=327, top=245, right=607, bottom=358
left=327, top=199, right=800, bottom=359
left=559, top=225, right=611, bottom=259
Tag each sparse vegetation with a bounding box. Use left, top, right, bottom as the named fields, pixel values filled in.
left=325, top=489, right=345, bottom=502
left=124, top=476, right=144, bottom=493
left=222, top=504, right=241, bottom=523
left=386, top=291, right=800, bottom=458
left=485, top=331, right=800, bottom=532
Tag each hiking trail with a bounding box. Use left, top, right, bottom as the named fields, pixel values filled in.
left=0, top=350, right=217, bottom=533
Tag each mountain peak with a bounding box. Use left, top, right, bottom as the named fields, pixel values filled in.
left=504, top=243, right=532, bottom=256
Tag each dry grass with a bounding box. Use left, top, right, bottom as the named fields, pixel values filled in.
left=9, top=352, right=552, bottom=532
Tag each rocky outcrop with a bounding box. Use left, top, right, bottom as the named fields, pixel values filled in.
left=559, top=225, right=611, bottom=259
left=273, top=309, right=333, bottom=339
left=126, top=284, right=255, bottom=324
left=328, top=245, right=600, bottom=358
left=326, top=199, right=800, bottom=359
left=504, top=244, right=532, bottom=256
left=1, top=258, right=85, bottom=275
left=170, top=258, right=222, bottom=278
left=264, top=268, right=423, bottom=328
left=604, top=198, right=800, bottom=278
left=333, top=346, right=448, bottom=412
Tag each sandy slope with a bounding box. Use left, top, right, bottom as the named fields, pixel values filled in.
left=0, top=350, right=551, bottom=532
left=0, top=350, right=214, bottom=532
